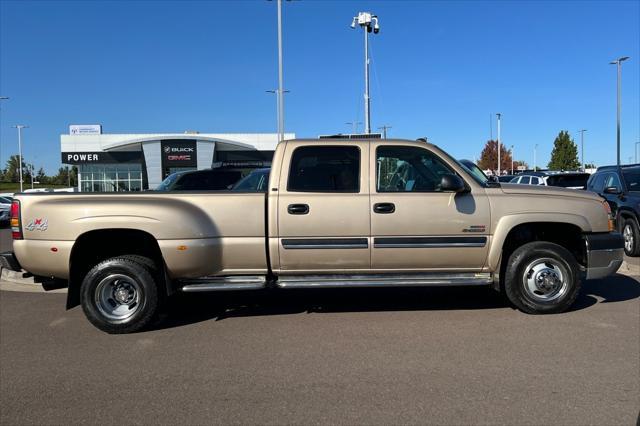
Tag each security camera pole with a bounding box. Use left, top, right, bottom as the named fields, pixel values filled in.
left=609, top=56, right=630, bottom=167
left=351, top=12, right=380, bottom=135
left=12, top=124, right=28, bottom=193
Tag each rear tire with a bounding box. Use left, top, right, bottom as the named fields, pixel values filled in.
left=621, top=217, right=640, bottom=257
left=80, top=256, right=160, bottom=334
left=504, top=241, right=581, bottom=314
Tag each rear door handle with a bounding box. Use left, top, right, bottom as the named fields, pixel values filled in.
left=288, top=204, right=309, bottom=215
left=373, top=202, right=395, bottom=214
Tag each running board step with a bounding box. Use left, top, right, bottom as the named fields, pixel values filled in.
left=276, top=273, right=493, bottom=288
left=180, top=276, right=266, bottom=292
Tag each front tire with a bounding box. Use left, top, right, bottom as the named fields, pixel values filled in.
left=621, top=217, right=640, bottom=257
left=504, top=242, right=581, bottom=314
left=80, top=256, right=160, bottom=334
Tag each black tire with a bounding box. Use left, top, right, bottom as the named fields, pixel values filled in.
left=620, top=217, right=640, bottom=257
left=504, top=241, right=581, bottom=314
left=80, top=256, right=160, bottom=334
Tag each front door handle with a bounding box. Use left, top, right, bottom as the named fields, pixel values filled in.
left=373, top=202, right=395, bottom=214
left=288, top=204, right=309, bottom=215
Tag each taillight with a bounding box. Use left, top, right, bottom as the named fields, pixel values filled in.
left=10, top=200, right=22, bottom=240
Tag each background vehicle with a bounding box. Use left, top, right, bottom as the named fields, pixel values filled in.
left=498, top=175, right=516, bottom=183
left=156, top=169, right=243, bottom=191
left=510, top=172, right=589, bottom=189
left=0, top=196, right=12, bottom=225
left=231, top=168, right=270, bottom=192
left=4, top=139, right=623, bottom=333
left=587, top=164, right=640, bottom=256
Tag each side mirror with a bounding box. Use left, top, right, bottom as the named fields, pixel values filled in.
left=603, top=186, right=621, bottom=195
left=440, top=174, right=467, bottom=193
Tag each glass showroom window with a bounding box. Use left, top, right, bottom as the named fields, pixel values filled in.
left=78, top=164, right=143, bottom=192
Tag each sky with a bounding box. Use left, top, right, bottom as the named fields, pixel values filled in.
left=0, top=0, right=639, bottom=174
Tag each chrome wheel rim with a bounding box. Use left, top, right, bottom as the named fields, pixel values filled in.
left=623, top=224, right=634, bottom=253
left=522, top=258, right=569, bottom=303
left=95, top=274, right=142, bottom=323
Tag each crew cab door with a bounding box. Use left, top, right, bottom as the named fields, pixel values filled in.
left=276, top=142, right=371, bottom=273
left=369, top=142, right=490, bottom=271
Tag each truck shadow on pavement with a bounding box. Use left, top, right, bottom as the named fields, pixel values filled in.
left=153, top=274, right=640, bottom=331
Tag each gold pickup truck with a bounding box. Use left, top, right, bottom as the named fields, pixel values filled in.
left=2, top=139, right=624, bottom=333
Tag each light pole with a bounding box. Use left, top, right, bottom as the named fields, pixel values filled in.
left=346, top=121, right=362, bottom=134
left=378, top=125, right=392, bottom=139
left=534, top=144, right=538, bottom=172
left=496, top=113, right=501, bottom=176
left=266, top=89, right=289, bottom=137
left=351, top=12, right=380, bottom=134
left=511, top=145, right=514, bottom=174
left=578, top=129, right=587, bottom=171
left=12, top=125, right=28, bottom=193
left=610, top=56, right=630, bottom=166
left=635, top=141, right=640, bottom=163
left=268, top=0, right=290, bottom=142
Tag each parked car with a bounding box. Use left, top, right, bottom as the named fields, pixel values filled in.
left=156, top=169, right=243, bottom=191
left=231, top=168, right=270, bottom=192
left=498, top=175, right=516, bottom=183
left=0, top=196, right=12, bottom=225
left=3, top=138, right=622, bottom=333
left=510, top=172, right=589, bottom=189
left=587, top=164, right=640, bottom=256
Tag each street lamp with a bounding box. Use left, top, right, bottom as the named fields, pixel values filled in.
left=350, top=11, right=380, bottom=135
left=268, top=0, right=291, bottom=142
left=377, top=125, right=392, bottom=139
left=12, top=125, right=28, bottom=193
left=609, top=56, right=630, bottom=166
left=496, top=113, right=501, bottom=176
left=511, top=144, right=514, bottom=174
left=266, top=89, right=289, bottom=137
left=578, top=129, right=587, bottom=171
left=346, top=121, right=362, bottom=134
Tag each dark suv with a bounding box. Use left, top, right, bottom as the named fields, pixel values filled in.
left=587, top=164, right=640, bottom=256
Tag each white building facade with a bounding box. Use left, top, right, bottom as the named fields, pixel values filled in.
left=60, top=132, right=292, bottom=191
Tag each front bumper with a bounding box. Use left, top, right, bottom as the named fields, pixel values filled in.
left=585, top=233, right=624, bottom=280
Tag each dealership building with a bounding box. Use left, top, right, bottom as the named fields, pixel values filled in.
left=61, top=127, right=293, bottom=191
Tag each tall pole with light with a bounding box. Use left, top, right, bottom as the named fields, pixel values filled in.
left=534, top=144, right=538, bottom=172
left=511, top=145, right=514, bottom=174
left=378, top=125, right=392, bottom=139
left=346, top=121, right=362, bottom=134
left=496, top=113, right=501, bottom=176
left=609, top=56, right=630, bottom=166
left=12, top=125, right=28, bottom=193
left=578, top=129, right=587, bottom=171
left=351, top=12, right=380, bottom=135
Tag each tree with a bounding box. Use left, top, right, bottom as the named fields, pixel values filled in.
left=2, top=155, right=28, bottom=183
left=548, top=131, right=580, bottom=170
left=36, top=167, right=49, bottom=185
left=478, top=140, right=513, bottom=174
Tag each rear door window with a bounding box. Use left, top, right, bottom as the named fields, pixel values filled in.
left=287, top=146, right=360, bottom=192
left=520, top=176, right=531, bottom=184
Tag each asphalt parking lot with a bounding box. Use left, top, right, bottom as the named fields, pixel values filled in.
left=1, top=272, right=639, bottom=425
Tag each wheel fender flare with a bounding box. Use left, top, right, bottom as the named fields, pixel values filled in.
left=488, top=213, right=591, bottom=272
